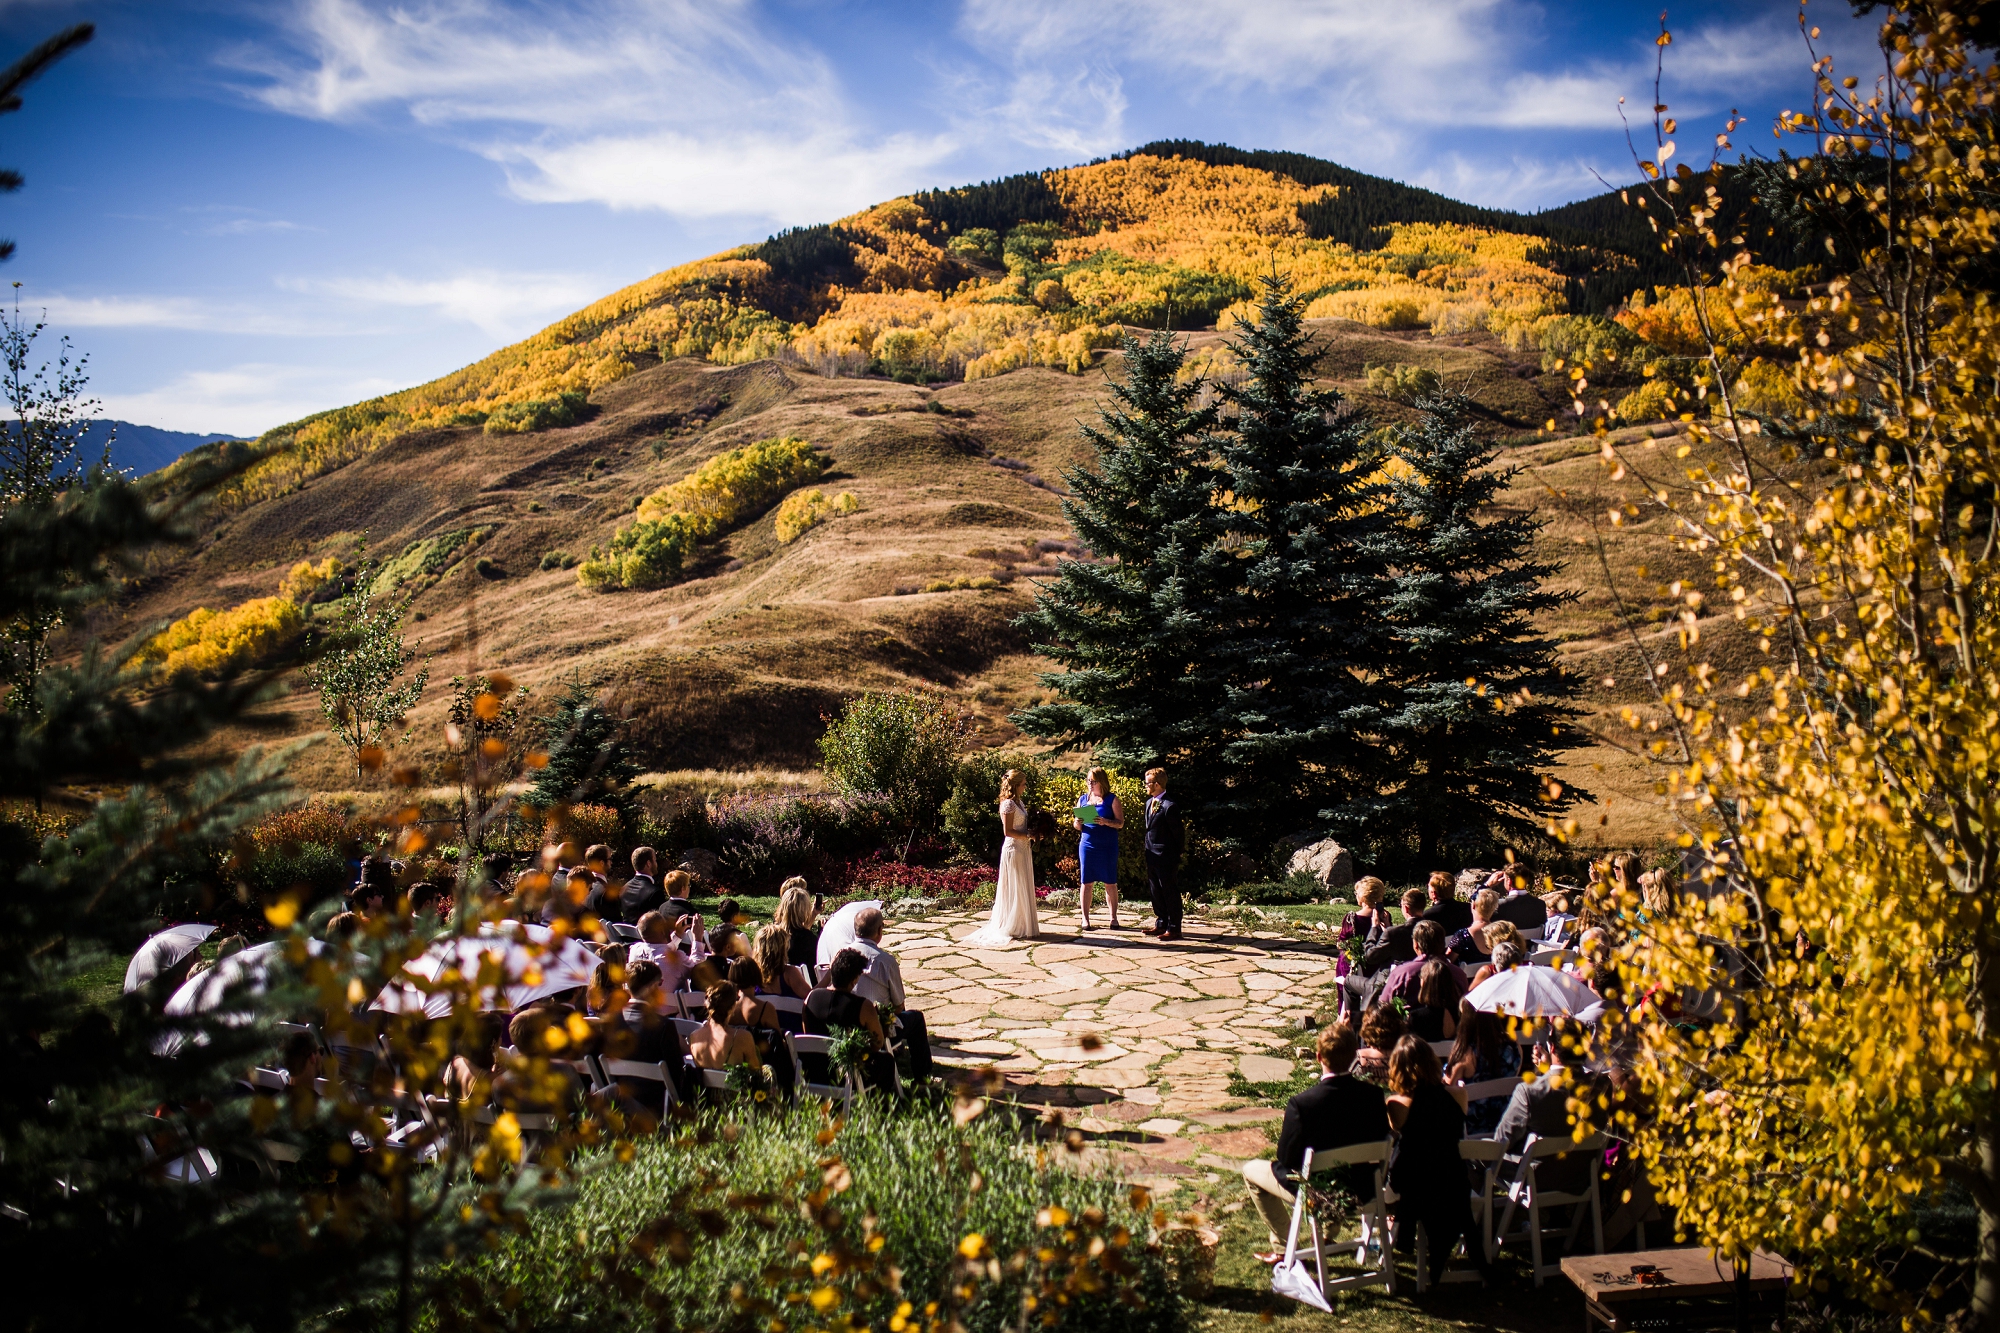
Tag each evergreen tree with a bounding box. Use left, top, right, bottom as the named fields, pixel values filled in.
left=1379, top=392, right=1588, bottom=865
left=1207, top=272, right=1395, bottom=850
left=1013, top=331, right=1237, bottom=786
left=527, top=672, right=641, bottom=817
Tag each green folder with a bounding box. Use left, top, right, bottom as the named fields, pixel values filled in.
left=1075, top=805, right=1099, bottom=825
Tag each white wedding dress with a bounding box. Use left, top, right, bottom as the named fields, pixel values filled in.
left=964, top=798, right=1040, bottom=947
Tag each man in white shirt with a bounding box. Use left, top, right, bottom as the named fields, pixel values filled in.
left=846, top=906, right=930, bottom=1082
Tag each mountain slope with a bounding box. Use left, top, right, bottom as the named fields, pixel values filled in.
left=122, top=143, right=1791, bottom=849
left=86, top=420, right=245, bottom=476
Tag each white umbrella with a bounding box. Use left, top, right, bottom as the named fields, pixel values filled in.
left=815, top=900, right=881, bottom=969
left=164, top=939, right=323, bottom=1018
left=157, top=938, right=323, bottom=1056
left=1464, top=965, right=1599, bottom=1018
left=372, top=921, right=598, bottom=1018
left=125, top=923, right=217, bottom=993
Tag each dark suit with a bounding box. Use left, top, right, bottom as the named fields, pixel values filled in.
left=1493, top=891, right=1548, bottom=932
left=1244, top=1072, right=1389, bottom=1242
left=619, top=873, right=664, bottom=924
left=1359, top=923, right=1417, bottom=977
left=1421, top=897, right=1474, bottom=934
left=1142, top=791, right=1185, bottom=933
left=1493, top=1065, right=1607, bottom=1190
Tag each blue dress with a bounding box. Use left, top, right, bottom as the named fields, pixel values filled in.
left=1078, top=796, right=1118, bottom=887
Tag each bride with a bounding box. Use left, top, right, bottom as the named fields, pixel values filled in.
left=964, top=769, right=1040, bottom=947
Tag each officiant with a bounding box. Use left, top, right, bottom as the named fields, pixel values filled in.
left=1072, top=767, right=1125, bottom=931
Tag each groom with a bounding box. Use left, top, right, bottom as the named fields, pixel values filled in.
left=1142, top=768, right=1185, bottom=941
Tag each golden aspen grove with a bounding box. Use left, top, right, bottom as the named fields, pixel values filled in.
left=1554, top=3, right=2000, bottom=1324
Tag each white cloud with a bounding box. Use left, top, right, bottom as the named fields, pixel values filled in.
left=96, top=361, right=403, bottom=438
left=282, top=268, right=603, bottom=337
left=31, top=294, right=323, bottom=335
left=233, top=0, right=960, bottom=222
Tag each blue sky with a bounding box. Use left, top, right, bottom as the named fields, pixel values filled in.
left=0, top=0, right=1877, bottom=436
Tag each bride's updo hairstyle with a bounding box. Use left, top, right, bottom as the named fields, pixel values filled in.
left=997, top=769, right=1025, bottom=805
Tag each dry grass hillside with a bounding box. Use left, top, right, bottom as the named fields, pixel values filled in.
left=111, top=311, right=1739, bottom=854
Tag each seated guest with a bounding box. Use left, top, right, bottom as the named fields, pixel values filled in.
left=1446, top=1005, right=1523, bottom=1134
left=1542, top=892, right=1581, bottom=943
left=1472, top=940, right=1525, bottom=990
left=708, top=924, right=748, bottom=963
left=1351, top=1005, right=1405, bottom=1084
left=659, top=868, right=697, bottom=920
left=619, top=846, right=665, bottom=923
left=1241, top=1021, right=1389, bottom=1263
left=574, top=844, right=617, bottom=923
left=604, top=960, right=693, bottom=1109
left=1336, top=878, right=1392, bottom=1017
left=1419, top=870, right=1474, bottom=934
left=715, top=898, right=748, bottom=929
left=1383, top=921, right=1467, bottom=1008
left=1351, top=888, right=1430, bottom=1013
left=324, top=911, right=361, bottom=943
left=1493, top=1020, right=1609, bottom=1166
left=1493, top=870, right=1549, bottom=932
left=804, top=948, right=895, bottom=1094
left=349, top=857, right=396, bottom=917
left=405, top=880, right=450, bottom=927
left=726, top=957, right=796, bottom=1090
left=754, top=924, right=812, bottom=1002
left=1405, top=959, right=1460, bottom=1043
left=628, top=911, right=698, bottom=992
left=1385, top=1036, right=1473, bottom=1286
left=848, top=905, right=933, bottom=1083
left=776, top=880, right=820, bottom=970
left=686, top=981, right=761, bottom=1071
left=535, top=842, right=586, bottom=925
left=497, top=1005, right=587, bottom=1110
left=587, top=945, right=630, bottom=1016
left=1446, top=889, right=1501, bottom=967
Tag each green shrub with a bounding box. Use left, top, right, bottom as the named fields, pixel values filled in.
left=539, top=550, right=576, bottom=571
left=1363, top=362, right=1442, bottom=403
left=1532, top=314, right=1657, bottom=380
left=240, top=842, right=349, bottom=900
left=370, top=526, right=492, bottom=597
left=1615, top=378, right=1680, bottom=424
left=439, top=1101, right=1182, bottom=1333
left=947, top=227, right=1003, bottom=263
left=819, top=691, right=971, bottom=830
left=482, top=389, right=589, bottom=435
left=943, top=753, right=1046, bottom=864
left=1218, top=872, right=1321, bottom=906
left=1033, top=766, right=1150, bottom=895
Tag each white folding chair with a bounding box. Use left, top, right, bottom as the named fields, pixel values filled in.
left=676, top=991, right=707, bottom=1020
left=594, top=1055, right=679, bottom=1117
left=1493, top=1132, right=1606, bottom=1285
left=787, top=1033, right=854, bottom=1106
left=764, top=995, right=805, bottom=1018
left=670, top=1017, right=702, bottom=1039
left=1429, top=1040, right=1456, bottom=1059
left=1301, top=1140, right=1397, bottom=1296
left=1528, top=948, right=1575, bottom=968
left=1459, top=1138, right=1508, bottom=1262
left=694, top=1067, right=733, bottom=1102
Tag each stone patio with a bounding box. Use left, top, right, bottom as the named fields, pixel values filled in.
left=882, top=904, right=1344, bottom=1196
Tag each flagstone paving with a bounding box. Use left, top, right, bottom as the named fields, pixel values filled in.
left=881, top=905, right=1345, bottom=1198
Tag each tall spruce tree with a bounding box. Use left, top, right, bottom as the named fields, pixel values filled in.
left=1014, top=331, right=1237, bottom=786
left=1207, top=272, right=1395, bottom=850
left=1380, top=392, right=1588, bottom=865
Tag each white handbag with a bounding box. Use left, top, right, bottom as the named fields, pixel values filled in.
left=1269, top=1147, right=1333, bottom=1312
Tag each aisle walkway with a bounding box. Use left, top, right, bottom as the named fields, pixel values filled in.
left=882, top=905, right=1343, bottom=1194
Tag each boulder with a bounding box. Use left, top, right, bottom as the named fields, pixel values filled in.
left=1284, top=839, right=1355, bottom=893
left=673, top=848, right=720, bottom=888
left=888, top=896, right=940, bottom=917
left=1455, top=868, right=1491, bottom=898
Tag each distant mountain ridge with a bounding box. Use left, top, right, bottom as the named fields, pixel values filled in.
left=79, top=420, right=246, bottom=477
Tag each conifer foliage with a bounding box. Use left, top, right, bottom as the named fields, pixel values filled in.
left=1207, top=273, right=1394, bottom=845
left=1024, top=279, right=1581, bottom=867
left=1014, top=331, right=1233, bottom=785
left=1378, top=393, right=1586, bottom=863
left=526, top=672, right=640, bottom=819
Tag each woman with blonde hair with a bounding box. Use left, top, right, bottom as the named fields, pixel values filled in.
left=753, top=923, right=811, bottom=1001
left=1071, top=766, right=1125, bottom=931
left=964, top=768, right=1040, bottom=947
left=775, top=879, right=820, bottom=969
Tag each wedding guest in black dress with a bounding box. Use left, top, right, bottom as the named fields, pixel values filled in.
left=1385, top=1035, right=1474, bottom=1286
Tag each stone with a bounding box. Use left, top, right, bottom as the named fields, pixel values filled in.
left=1283, top=838, right=1355, bottom=893
left=1137, top=1118, right=1186, bottom=1136
left=1239, top=1054, right=1294, bottom=1084
left=675, top=847, right=720, bottom=884
left=889, top=896, right=940, bottom=916
left=1456, top=868, right=1492, bottom=897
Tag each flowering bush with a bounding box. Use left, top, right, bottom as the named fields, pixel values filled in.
left=830, top=852, right=994, bottom=900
